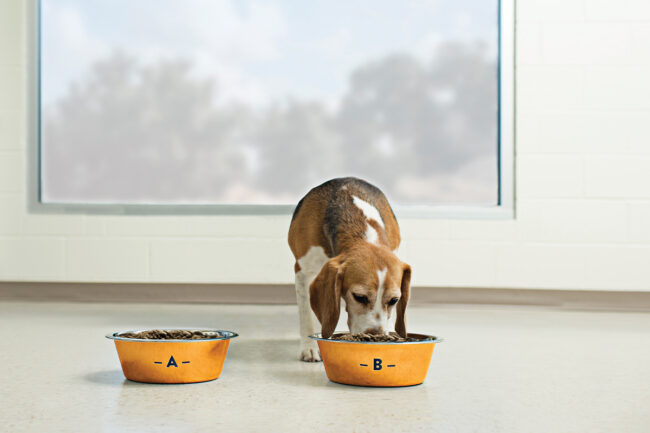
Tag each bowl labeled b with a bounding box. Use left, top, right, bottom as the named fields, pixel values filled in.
left=310, top=333, right=441, bottom=387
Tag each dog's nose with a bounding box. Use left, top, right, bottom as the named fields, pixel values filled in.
left=364, top=327, right=384, bottom=335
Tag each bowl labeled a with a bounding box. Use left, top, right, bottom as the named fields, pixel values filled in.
left=106, top=329, right=238, bottom=384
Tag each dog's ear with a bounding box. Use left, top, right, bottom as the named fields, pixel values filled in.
left=310, top=257, right=344, bottom=339
left=395, top=263, right=411, bottom=337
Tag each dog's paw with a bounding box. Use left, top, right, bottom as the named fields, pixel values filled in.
left=299, top=341, right=322, bottom=362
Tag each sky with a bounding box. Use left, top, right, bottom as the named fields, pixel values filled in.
left=41, top=0, right=498, bottom=109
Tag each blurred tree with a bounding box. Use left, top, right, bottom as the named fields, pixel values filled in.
left=43, top=51, right=249, bottom=202
left=336, top=42, right=497, bottom=181
left=43, top=42, right=497, bottom=204
left=252, top=100, right=344, bottom=195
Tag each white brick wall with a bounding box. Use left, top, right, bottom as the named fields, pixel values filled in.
left=584, top=156, right=650, bottom=199
left=0, top=0, right=649, bottom=291
left=65, top=238, right=150, bottom=282
left=150, top=238, right=294, bottom=283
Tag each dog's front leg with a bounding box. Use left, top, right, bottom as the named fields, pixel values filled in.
left=295, top=270, right=321, bottom=362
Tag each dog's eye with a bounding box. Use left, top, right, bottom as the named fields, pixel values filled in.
left=353, top=294, right=369, bottom=305
left=387, top=297, right=399, bottom=306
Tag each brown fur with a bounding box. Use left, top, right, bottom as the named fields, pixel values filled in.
left=288, top=177, right=411, bottom=338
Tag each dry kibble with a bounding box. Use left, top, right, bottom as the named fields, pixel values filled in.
left=118, top=330, right=219, bottom=340
left=329, top=332, right=421, bottom=342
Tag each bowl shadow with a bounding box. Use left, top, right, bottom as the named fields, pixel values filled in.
left=83, top=369, right=126, bottom=386
left=83, top=369, right=207, bottom=387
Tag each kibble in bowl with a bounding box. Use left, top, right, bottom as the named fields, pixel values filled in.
left=106, top=329, right=238, bottom=384
left=329, top=332, right=422, bottom=343
left=310, top=332, right=441, bottom=387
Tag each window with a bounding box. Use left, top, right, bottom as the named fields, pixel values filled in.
left=34, top=0, right=513, bottom=214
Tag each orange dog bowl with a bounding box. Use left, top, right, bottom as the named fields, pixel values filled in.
left=106, top=329, right=238, bottom=384
left=310, top=333, right=441, bottom=387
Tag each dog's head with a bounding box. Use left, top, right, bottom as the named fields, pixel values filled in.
left=309, top=244, right=411, bottom=338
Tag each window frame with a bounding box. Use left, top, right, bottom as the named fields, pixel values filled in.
left=26, top=0, right=515, bottom=219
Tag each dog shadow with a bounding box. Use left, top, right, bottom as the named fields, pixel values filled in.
left=225, top=337, right=331, bottom=387
left=226, top=338, right=298, bottom=364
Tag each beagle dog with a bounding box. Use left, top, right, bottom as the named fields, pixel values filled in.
left=288, top=177, right=411, bottom=362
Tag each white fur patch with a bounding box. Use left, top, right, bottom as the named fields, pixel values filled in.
left=297, top=246, right=329, bottom=275
left=373, top=268, right=387, bottom=315
left=352, top=195, right=384, bottom=244
left=365, top=224, right=379, bottom=244
left=352, top=195, right=385, bottom=228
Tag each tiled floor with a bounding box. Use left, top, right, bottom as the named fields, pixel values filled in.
left=1, top=301, right=649, bottom=433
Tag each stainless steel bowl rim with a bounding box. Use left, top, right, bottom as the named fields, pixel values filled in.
left=309, top=332, right=442, bottom=344
left=105, top=329, right=239, bottom=342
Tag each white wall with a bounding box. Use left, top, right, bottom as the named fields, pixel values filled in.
left=1, top=0, right=650, bottom=291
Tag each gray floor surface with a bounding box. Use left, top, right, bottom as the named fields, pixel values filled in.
left=1, top=301, right=649, bottom=433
